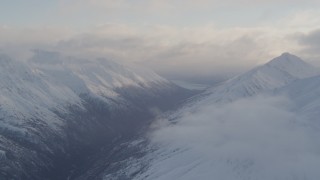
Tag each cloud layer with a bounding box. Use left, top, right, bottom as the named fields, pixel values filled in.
left=1, top=1, right=320, bottom=80
left=148, top=95, right=320, bottom=179
left=0, top=24, right=311, bottom=76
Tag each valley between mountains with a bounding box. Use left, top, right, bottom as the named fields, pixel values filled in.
left=1, top=51, right=320, bottom=180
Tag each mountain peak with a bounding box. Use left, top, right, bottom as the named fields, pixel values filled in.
left=203, top=53, right=318, bottom=103
left=266, top=52, right=306, bottom=67
left=263, top=52, right=318, bottom=79
left=280, top=52, right=293, bottom=57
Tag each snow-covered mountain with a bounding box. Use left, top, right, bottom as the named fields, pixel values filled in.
left=0, top=50, right=194, bottom=180
left=168, top=52, right=319, bottom=120
left=202, top=52, right=318, bottom=103
left=3, top=51, right=320, bottom=180
left=101, top=53, right=320, bottom=180
left=276, top=74, right=320, bottom=128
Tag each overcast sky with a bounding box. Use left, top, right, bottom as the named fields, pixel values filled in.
left=1, top=0, right=320, bottom=81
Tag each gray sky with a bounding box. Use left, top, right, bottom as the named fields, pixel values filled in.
left=1, top=0, right=320, bottom=81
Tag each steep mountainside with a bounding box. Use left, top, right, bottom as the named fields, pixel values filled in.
left=203, top=52, right=318, bottom=103
left=0, top=51, right=194, bottom=180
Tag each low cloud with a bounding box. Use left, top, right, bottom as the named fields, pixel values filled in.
left=298, top=29, right=320, bottom=47
left=294, top=29, right=320, bottom=65
left=150, top=95, right=320, bottom=179
left=52, top=24, right=301, bottom=78
left=0, top=26, right=74, bottom=60
left=0, top=15, right=319, bottom=81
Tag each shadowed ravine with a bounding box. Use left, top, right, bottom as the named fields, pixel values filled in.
left=0, top=52, right=199, bottom=180
left=28, top=87, right=196, bottom=180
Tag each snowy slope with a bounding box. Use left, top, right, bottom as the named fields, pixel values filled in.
left=0, top=50, right=171, bottom=135
left=0, top=54, right=82, bottom=134
left=0, top=50, right=189, bottom=180
left=276, top=75, right=320, bottom=128
left=167, top=52, right=319, bottom=122
left=202, top=52, right=318, bottom=103
left=30, top=50, right=170, bottom=99
left=117, top=53, right=320, bottom=180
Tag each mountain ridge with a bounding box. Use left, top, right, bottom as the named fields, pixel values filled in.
left=0, top=50, right=194, bottom=180
left=200, top=52, right=319, bottom=104
left=108, top=53, right=320, bottom=180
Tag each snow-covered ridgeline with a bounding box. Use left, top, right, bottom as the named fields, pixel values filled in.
left=0, top=50, right=171, bottom=132
left=124, top=53, right=320, bottom=180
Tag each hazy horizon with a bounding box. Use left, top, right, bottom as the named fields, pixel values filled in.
left=1, top=0, right=320, bottom=81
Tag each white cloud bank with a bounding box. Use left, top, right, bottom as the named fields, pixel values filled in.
left=147, top=95, right=320, bottom=180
